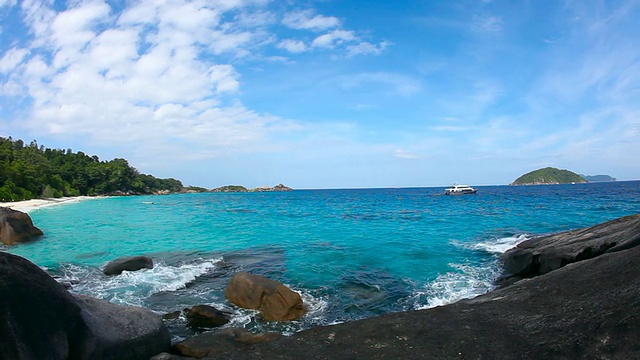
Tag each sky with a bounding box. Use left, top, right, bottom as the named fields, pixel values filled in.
left=1, top=0, right=639, bottom=189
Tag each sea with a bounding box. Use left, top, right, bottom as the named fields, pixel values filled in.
left=4, top=181, right=640, bottom=341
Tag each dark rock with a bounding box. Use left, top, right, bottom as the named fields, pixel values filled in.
left=225, top=272, right=306, bottom=321
left=498, top=213, right=640, bottom=286
left=0, top=252, right=171, bottom=360
left=70, top=295, right=171, bottom=360
left=103, top=255, right=153, bottom=275
left=150, top=352, right=195, bottom=360
left=186, top=305, right=230, bottom=328
left=0, top=252, right=80, bottom=360
left=174, top=328, right=282, bottom=358
left=163, top=310, right=183, bottom=320
left=0, top=207, right=43, bottom=246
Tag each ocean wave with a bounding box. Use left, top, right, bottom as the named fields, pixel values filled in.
left=469, top=234, right=531, bottom=254
left=58, top=257, right=222, bottom=307
left=414, top=262, right=500, bottom=310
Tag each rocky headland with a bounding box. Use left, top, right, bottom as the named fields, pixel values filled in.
left=2, top=212, right=640, bottom=359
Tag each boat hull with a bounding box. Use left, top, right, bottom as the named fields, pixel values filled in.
left=444, top=190, right=477, bottom=195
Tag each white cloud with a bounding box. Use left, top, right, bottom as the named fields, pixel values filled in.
left=2, top=0, right=390, bottom=178
left=347, top=41, right=390, bottom=57
left=277, top=39, right=307, bottom=53
left=312, top=30, right=356, bottom=48
left=0, top=0, right=17, bottom=7
left=282, top=10, right=340, bottom=30
left=0, top=48, right=29, bottom=73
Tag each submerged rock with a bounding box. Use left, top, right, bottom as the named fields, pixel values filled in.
left=225, top=272, right=306, bottom=321
left=186, top=305, right=230, bottom=329
left=0, top=207, right=43, bottom=246
left=0, top=252, right=170, bottom=360
left=103, top=255, right=154, bottom=275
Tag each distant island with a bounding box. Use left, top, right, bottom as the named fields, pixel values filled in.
left=580, top=174, right=617, bottom=182
left=211, top=184, right=293, bottom=192
left=511, top=167, right=588, bottom=185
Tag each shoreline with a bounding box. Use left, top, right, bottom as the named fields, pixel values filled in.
left=0, top=196, right=97, bottom=213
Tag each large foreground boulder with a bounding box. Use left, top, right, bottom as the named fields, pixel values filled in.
left=202, top=215, right=640, bottom=359
left=498, top=213, right=640, bottom=285
left=225, top=272, right=306, bottom=321
left=103, top=255, right=154, bottom=275
left=0, top=252, right=170, bottom=360
left=0, top=252, right=80, bottom=359
left=0, top=207, right=43, bottom=246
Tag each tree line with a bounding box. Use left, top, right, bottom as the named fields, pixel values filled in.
left=0, top=137, right=184, bottom=201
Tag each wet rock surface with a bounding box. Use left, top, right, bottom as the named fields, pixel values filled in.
left=103, top=255, right=154, bottom=275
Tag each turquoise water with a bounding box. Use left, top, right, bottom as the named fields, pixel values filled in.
left=5, top=181, right=640, bottom=340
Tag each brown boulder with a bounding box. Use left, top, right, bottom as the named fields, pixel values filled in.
left=0, top=207, right=43, bottom=246
left=225, top=272, right=306, bottom=321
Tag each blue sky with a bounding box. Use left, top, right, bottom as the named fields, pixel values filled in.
left=1, top=0, right=639, bottom=189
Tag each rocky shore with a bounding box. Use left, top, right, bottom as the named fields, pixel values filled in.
left=2, top=213, right=640, bottom=359
left=159, top=214, right=640, bottom=359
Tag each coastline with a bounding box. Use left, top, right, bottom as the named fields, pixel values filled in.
left=0, top=196, right=96, bottom=213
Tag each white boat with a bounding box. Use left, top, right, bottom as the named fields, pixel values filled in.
left=444, top=184, right=477, bottom=195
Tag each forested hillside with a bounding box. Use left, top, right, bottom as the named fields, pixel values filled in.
left=511, top=167, right=587, bottom=185
left=0, top=137, right=183, bottom=201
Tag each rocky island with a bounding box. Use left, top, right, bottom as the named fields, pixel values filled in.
left=511, top=167, right=587, bottom=185
left=210, top=184, right=293, bottom=193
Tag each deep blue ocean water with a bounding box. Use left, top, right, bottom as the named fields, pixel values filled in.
left=5, top=181, right=640, bottom=340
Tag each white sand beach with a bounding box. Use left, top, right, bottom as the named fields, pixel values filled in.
left=0, top=196, right=95, bottom=213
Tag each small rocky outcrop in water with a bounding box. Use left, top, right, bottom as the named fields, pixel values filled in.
left=225, top=272, right=306, bottom=321
left=103, top=255, right=154, bottom=275
left=0, top=207, right=43, bottom=246
left=0, top=252, right=170, bottom=360
left=186, top=305, right=231, bottom=329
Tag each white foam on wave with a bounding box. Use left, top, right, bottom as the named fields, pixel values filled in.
left=470, top=234, right=531, bottom=254
left=414, top=262, right=500, bottom=310
left=64, top=257, right=222, bottom=307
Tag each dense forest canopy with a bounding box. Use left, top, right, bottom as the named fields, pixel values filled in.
left=0, top=137, right=183, bottom=201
